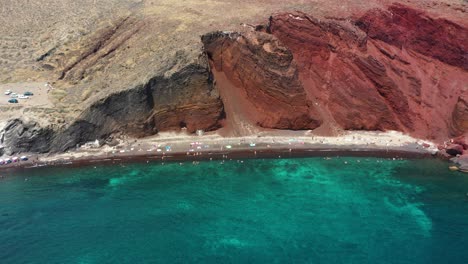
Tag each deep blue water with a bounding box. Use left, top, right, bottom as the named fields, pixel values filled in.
left=1, top=157, right=468, bottom=263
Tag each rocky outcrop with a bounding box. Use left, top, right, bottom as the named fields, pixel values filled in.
left=53, top=63, right=223, bottom=152
left=1, top=119, right=55, bottom=155
left=446, top=136, right=468, bottom=172
left=202, top=31, right=321, bottom=130
left=452, top=94, right=468, bottom=135
left=1, top=64, right=224, bottom=154
left=446, top=144, right=464, bottom=156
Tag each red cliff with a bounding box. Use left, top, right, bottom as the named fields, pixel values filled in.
left=203, top=3, right=468, bottom=141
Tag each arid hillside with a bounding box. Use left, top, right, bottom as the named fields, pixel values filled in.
left=0, top=0, right=466, bottom=154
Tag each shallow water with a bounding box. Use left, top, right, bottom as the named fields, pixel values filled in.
left=1, top=157, right=467, bottom=263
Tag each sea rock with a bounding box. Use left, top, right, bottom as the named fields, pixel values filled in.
left=460, top=164, right=468, bottom=173
left=446, top=144, right=464, bottom=156
left=451, top=154, right=468, bottom=171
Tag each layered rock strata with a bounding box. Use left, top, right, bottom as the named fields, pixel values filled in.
left=1, top=64, right=223, bottom=154
left=203, top=3, right=467, bottom=140
left=1, top=3, right=467, bottom=155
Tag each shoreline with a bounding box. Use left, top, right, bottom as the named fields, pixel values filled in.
left=0, top=147, right=436, bottom=173
left=1, top=141, right=439, bottom=173
left=1, top=130, right=442, bottom=172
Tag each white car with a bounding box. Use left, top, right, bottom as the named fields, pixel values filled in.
left=4, top=90, right=11, bottom=95
left=10, top=93, right=18, bottom=98
left=18, top=95, right=29, bottom=99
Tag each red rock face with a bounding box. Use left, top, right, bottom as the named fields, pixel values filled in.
left=356, top=3, right=468, bottom=70
left=202, top=31, right=322, bottom=130
left=203, top=3, right=468, bottom=141
left=452, top=94, right=468, bottom=135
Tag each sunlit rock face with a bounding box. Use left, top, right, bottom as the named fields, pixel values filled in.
left=203, top=3, right=467, bottom=140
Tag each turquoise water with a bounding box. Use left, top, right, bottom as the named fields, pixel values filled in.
left=1, top=157, right=468, bottom=263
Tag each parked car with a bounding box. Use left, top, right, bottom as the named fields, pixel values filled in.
left=24, top=91, right=34, bottom=96
left=18, top=95, right=29, bottom=99
left=4, top=90, right=11, bottom=95
left=8, top=99, right=18, bottom=103
left=10, top=93, right=18, bottom=98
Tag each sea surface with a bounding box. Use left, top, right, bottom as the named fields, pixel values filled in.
left=1, top=157, right=467, bottom=263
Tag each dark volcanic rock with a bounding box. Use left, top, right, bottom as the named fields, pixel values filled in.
left=52, top=63, right=224, bottom=152
left=1, top=64, right=224, bottom=154
left=1, top=119, right=55, bottom=154
left=446, top=144, right=464, bottom=156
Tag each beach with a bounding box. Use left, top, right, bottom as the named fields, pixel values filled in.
left=0, top=130, right=440, bottom=171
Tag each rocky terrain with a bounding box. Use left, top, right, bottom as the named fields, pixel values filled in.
left=0, top=0, right=466, bottom=155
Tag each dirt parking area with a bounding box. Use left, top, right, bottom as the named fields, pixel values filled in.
left=0, top=82, right=53, bottom=107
